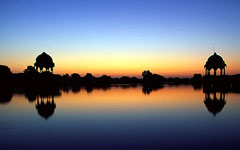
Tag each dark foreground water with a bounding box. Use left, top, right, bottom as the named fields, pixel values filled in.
left=0, top=85, right=240, bottom=150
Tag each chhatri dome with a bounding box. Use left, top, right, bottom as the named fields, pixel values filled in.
left=34, top=52, right=55, bottom=72
left=204, top=53, right=226, bottom=76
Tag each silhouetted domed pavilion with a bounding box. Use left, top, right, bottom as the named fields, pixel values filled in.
left=204, top=53, right=226, bottom=76
left=34, top=52, right=55, bottom=72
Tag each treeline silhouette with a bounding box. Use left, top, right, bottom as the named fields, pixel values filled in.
left=1, top=64, right=240, bottom=93
left=1, top=64, right=240, bottom=118
left=0, top=65, right=201, bottom=88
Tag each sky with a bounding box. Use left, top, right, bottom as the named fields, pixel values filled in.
left=0, top=0, right=240, bottom=77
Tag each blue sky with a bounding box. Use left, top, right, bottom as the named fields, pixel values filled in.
left=0, top=0, right=240, bottom=76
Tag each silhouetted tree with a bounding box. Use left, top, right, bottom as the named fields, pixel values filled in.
left=142, top=70, right=165, bottom=85
left=83, top=73, right=95, bottom=85
left=142, top=70, right=152, bottom=81
left=71, top=73, right=81, bottom=79
left=85, top=73, right=94, bottom=79
left=0, top=65, right=12, bottom=77
left=152, top=74, right=165, bottom=82
left=97, top=75, right=112, bottom=85
left=0, top=65, right=12, bottom=87
left=62, top=74, right=70, bottom=86
left=70, top=73, right=81, bottom=84
left=192, top=74, right=203, bottom=90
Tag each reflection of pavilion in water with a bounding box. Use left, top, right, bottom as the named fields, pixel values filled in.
left=204, top=91, right=226, bottom=116
left=36, top=95, right=56, bottom=120
left=34, top=89, right=60, bottom=120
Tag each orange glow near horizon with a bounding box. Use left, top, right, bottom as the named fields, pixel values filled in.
left=3, top=51, right=240, bottom=77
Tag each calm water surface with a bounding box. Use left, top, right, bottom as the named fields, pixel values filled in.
left=0, top=85, right=240, bottom=150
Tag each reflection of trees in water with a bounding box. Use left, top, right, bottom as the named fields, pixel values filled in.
left=0, top=89, right=13, bottom=104
left=71, top=86, right=81, bottom=93
left=24, top=90, right=38, bottom=102
left=193, top=83, right=202, bottom=91
left=23, top=89, right=61, bottom=103
left=142, top=85, right=164, bottom=95
left=70, top=85, right=117, bottom=93
left=1, top=85, right=235, bottom=118
left=204, top=92, right=226, bottom=116
left=22, top=88, right=61, bottom=120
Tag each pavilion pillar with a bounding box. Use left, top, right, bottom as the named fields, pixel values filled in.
left=214, top=70, right=216, bottom=76
left=224, top=68, right=225, bottom=75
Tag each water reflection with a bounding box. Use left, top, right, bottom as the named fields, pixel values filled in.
left=24, top=90, right=38, bottom=102
left=0, top=85, right=239, bottom=118
left=36, top=95, right=56, bottom=119
left=203, top=84, right=229, bottom=116
left=34, top=89, right=61, bottom=119
left=0, top=88, right=61, bottom=119
left=204, top=92, right=226, bottom=116
left=142, top=85, right=164, bottom=94
left=0, top=89, right=12, bottom=104
left=1, top=85, right=240, bottom=149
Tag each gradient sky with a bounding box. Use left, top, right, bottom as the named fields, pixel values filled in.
left=0, top=0, right=240, bottom=77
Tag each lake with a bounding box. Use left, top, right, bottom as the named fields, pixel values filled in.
left=0, top=85, right=240, bottom=150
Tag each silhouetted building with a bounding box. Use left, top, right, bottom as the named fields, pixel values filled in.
left=204, top=92, right=226, bottom=116
left=34, top=52, right=55, bottom=72
left=204, top=53, right=226, bottom=76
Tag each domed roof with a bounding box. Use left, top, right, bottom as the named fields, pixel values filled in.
left=204, top=53, right=226, bottom=70
left=34, top=52, right=55, bottom=70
